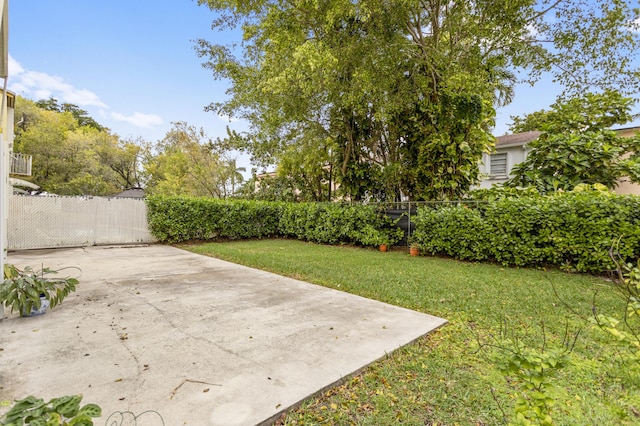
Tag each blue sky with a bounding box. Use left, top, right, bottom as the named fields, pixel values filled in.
left=9, top=1, right=241, bottom=141
left=7, top=1, right=639, bottom=172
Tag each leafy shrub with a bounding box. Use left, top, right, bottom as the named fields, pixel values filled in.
left=413, top=205, right=489, bottom=261
left=1, top=265, right=79, bottom=315
left=146, top=195, right=283, bottom=243
left=591, top=257, right=640, bottom=365
left=414, top=190, right=640, bottom=273
left=278, top=202, right=400, bottom=246
left=147, top=196, right=403, bottom=247
left=0, top=395, right=101, bottom=426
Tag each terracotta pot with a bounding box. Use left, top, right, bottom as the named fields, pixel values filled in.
left=379, top=244, right=388, bottom=252
left=409, top=247, right=419, bottom=257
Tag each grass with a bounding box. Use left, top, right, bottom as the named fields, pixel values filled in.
left=182, top=239, right=640, bottom=425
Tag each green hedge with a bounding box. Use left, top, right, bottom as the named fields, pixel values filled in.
left=146, top=196, right=401, bottom=247
left=278, top=202, right=400, bottom=245
left=413, top=191, right=640, bottom=273
left=146, top=195, right=283, bottom=243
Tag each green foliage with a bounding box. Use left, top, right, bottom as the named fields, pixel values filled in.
left=36, top=96, right=105, bottom=131
left=1, top=265, right=79, bottom=315
left=197, top=0, right=640, bottom=201
left=412, top=203, right=489, bottom=261
left=403, top=94, right=495, bottom=200
left=358, top=223, right=405, bottom=247
left=143, top=122, right=245, bottom=198
left=0, top=395, right=101, bottom=426
left=506, top=91, right=640, bottom=193
left=486, top=324, right=575, bottom=426
left=237, top=173, right=299, bottom=202
left=276, top=202, right=402, bottom=246
left=14, top=96, right=143, bottom=195
left=146, top=195, right=283, bottom=243
left=414, top=189, right=640, bottom=273
left=147, top=195, right=404, bottom=247
left=591, top=259, right=640, bottom=365
left=509, top=90, right=635, bottom=134
left=470, top=186, right=541, bottom=201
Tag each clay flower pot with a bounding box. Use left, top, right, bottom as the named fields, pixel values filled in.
left=409, top=246, right=419, bottom=257
left=379, top=244, right=388, bottom=252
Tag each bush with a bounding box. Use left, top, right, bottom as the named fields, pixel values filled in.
left=146, top=195, right=283, bottom=243
left=278, top=202, right=398, bottom=246
left=414, top=190, right=640, bottom=273
left=146, top=196, right=403, bottom=247
left=413, top=205, right=489, bottom=261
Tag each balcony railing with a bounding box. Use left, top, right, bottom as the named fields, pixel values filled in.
left=10, top=153, right=32, bottom=176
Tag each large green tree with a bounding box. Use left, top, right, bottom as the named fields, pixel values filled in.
left=196, top=0, right=640, bottom=200
left=35, top=97, right=106, bottom=131
left=13, top=96, right=141, bottom=195
left=506, top=90, right=640, bottom=192
left=143, top=122, right=243, bottom=198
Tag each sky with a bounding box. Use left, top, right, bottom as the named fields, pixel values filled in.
left=7, top=1, right=640, bottom=174
left=9, top=1, right=245, bottom=152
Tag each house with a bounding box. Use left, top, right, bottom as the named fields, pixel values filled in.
left=111, top=187, right=146, bottom=199
left=478, top=131, right=541, bottom=189
left=478, top=127, right=640, bottom=195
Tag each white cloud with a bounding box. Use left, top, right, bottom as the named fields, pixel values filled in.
left=632, top=17, right=640, bottom=33
left=8, top=55, right=108, bottom=108
left=111, top=111, right=163, bottom=128
left=9, top=56, right=24, bottom=75
left=9, top=56, right=163, bottom=130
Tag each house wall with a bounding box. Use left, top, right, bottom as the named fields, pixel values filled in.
left=477, top=144, right=527, bottom=189
left=478, top=127, right=640, bottom=195
left=8, top=195, right=157, bottom=250
left=615, top=127, right=640, bottom=195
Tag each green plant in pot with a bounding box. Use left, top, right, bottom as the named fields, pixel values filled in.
left=408, top=236, right=420, bottom=256
left=1, top=264, right=79, bottom=317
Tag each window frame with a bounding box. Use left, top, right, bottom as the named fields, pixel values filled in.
left=489, top=152, right=508, bottom=177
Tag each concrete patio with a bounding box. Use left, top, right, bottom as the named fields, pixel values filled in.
left=0, top=245, right=447, bottom=425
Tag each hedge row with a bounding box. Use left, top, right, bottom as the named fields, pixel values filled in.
left=147, top=192, right=640, bottom=273
left=146, top=195, right=401, bottom=246
left=146, top=196, right=283, bottom=242
left=413, top=191, right=640, bottom=273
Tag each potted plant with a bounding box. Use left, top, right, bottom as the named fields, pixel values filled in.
left=408, top=237, right=420, bottom=257
left=359, top=220, right=404, bottom=252
left=1, top=264, right=79, bottom=317
left=0, top=394, right=101, bottom=425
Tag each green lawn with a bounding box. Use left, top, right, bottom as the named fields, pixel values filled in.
left=182, top=239, right=639, bottom=425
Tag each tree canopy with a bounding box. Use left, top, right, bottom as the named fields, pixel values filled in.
left=35, top=97, right=106, bottom=131
left=14, top=96, right=131, bottom=195
left=14, top=97, right=244, bottom=198
left=143, top=121, right=245, bottom=198
left=196, top=0, right=640, bottom=200
left=506, top=90, right=640, bottom=193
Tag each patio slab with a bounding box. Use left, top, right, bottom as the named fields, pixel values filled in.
left=0, top=245, right=447, bottom=425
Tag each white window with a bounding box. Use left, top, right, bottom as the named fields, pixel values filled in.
left=489, top=153, right=508, bottom=176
